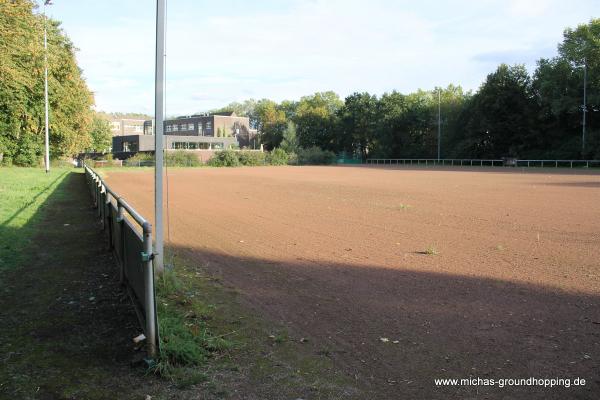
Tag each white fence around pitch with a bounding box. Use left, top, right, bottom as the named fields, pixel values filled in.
left=365, top=159, right=600, bottom=168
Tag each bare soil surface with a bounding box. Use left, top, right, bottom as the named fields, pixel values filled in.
left=106, top=166, right=600, bottom=399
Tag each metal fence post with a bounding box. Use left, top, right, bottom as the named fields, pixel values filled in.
left=96, top=180, right=101, bottom=215
left=105, top=193, right=112, bottom=241
left=116, top=200, right=125, bottom=285
left=142, top=222, right=157, bottom=358
left=100, top=187, right=106, bottom=230
left=92, top=176, right=97, bottom=208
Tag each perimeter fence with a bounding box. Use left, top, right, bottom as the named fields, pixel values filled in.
left=83, top=162, right=158, bottom=357
left=365, top=158, right=600, bottom=168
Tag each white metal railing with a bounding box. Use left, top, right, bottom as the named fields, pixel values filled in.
left=365, top=159, right=600, bottom=168
left=84, top=162, right=158, bottom=358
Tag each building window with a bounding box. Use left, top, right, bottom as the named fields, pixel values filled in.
left=187, top=123, right=194, bottom=131
left=206, top=121, right=212, bottom=132
left=197, top=123, right=203, bottom=135
left=123, top=142, right=130, bottom=152
left=166, top=125, right=172, bottom=132
left=173, top=124, right=179, bottom=132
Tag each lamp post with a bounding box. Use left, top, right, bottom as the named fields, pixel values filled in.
left=154, top=0, right=166, bottom=273
left=437, top=87, right=441, bottom=161
left=581, top=57, right=587, bottom=156
left=43, top=0, right=53, bottom=173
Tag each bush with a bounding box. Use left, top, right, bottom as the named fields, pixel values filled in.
left=125, top=152, right=154, bottom=166
left=208, top=150, right=240, bottom=167
left=165, top=151, right=201, bottom=167
left=268, top=148, right=289, bottom=166
left=50, top=159, right=75, bottom=168
left=287, top=152, right=298, bottom=165
left=237, top=150, right=266, bottom=166
left=297, top=146, right=336, bottom=165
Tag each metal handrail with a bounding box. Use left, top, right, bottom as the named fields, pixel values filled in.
left=83, top=162, right=157, bottom=358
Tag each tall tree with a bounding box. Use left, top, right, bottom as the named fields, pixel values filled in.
left=254, top=99, right=287, bottom=150
left=293, top=91, right=342, bottom=150
left=280, top=121, right=299, bottom=154
left=533, top=18, right=600, bottom=158
left=89, top=114, right=112, bottom=153
left=0, top=0, right=94, bottom=165
left=337, top=92, right=378, bottom=158
left=460, top=64, right=538, bottom=158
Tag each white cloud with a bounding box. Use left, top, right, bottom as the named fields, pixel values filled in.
left=56, top=0, right=597, bottom=114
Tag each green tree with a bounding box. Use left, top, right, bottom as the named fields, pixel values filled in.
left=337, top=92, right=378, bottom=158
left=293, top=91, right=342, bottom=151
left=280, top=121, right=299, bottom=153
left=0, top=0, right=94, bottom=165
left=460, top=64, right=538, bottom=158
left=533, top=19, right=600, bottom=158
left=254, top=99, right=287, bottom=150
left=373, top=91, right=410, bottom=158
left=89, top=114, right=112, bottom=153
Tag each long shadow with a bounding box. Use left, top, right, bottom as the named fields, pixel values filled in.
left=171, top=244, right=600, bottom=400
left=0, top=171, right=161, bottom=399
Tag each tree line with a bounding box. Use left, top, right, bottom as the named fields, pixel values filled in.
left=0, top=1, right=597, bottom=166
left=214, top=19, right=599, bottom=160
left=0, top=0, right=102, bottom=166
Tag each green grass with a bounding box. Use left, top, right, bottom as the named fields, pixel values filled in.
left=0, top=169, right=180, bottom=399
left=151, top=269, right=233, bottom=387
left=425, top=245, right=439, bottom=255
left=152, top=254, right=361, bottom=397
left=0, top=167, right=71, bottom=270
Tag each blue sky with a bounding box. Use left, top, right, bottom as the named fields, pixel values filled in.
left=44, top=0, right=597, bottom=115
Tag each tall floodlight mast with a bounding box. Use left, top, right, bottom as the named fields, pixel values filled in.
left=437, top=88, right=441, bottom=161
left=154, top=0, right=166, bottom=273
left=43, top=0, right=53, bottom=173
left=582, top=57, right=587, bottom=156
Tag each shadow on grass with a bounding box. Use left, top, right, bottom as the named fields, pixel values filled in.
left=0, top=171, right=170, bottom=399
left=170, top=244, right=600, bottom=400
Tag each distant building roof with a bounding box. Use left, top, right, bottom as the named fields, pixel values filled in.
left=212, top=111, right=237, bottom=117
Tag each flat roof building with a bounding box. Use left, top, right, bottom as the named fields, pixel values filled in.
left=109, top=118, right=145, bottom=136
left=112, top=112, right=258, bottom=155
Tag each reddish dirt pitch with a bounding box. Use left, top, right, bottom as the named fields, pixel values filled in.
left=107, top=166, right=600, bottom=399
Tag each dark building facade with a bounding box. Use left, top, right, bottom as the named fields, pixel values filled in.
left=112, top=112, right=259, bottom=155
left=142, top=112, right=256, bottom=147
left=112, top=134, right=240, bottom=153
